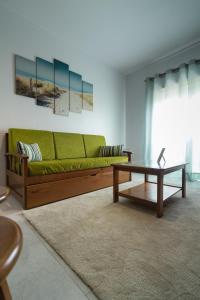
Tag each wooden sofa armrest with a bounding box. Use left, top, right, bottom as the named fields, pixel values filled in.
left=5, top=153, right=29, bottom=160
left=123, top=150, right=133, bottom=162
left=5, top=153, right=28, bottom=176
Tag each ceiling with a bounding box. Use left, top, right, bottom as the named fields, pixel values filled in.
left=2, top=0, right=200, bottom=74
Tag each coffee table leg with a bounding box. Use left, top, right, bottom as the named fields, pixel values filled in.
left=157, top=174, right=163, bottom=218
left=113, top=168, right=119, bottom=203
left=182, top=166, right=186, bottom=198
left=144, top=174, right=148, bottom=182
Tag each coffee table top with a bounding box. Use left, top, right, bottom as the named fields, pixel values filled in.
left=112, top=160, right=186, bottom=174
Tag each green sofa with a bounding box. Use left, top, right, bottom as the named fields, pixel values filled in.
left=6, top=128, right=132, bottom=209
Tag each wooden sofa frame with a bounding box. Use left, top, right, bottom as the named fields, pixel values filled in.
left=5, top=134, right=132, bottom=209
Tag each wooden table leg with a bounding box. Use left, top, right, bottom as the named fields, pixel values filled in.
left=0, top=280, right=12, bottom=300
left=157, top=174, right=163, bottom=218
left=144, top=174, right=148, bottom=182
left=113, top=168, right=119, bottom=203
left=182, top=166, right=186, bottom=198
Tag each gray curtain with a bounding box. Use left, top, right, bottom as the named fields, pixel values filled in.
left=145, top=61, right=200, bottom=181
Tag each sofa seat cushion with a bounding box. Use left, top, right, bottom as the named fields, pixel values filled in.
left=54, top=132, right=86, bottom=159
left=9, top=128, right=55, bottom=160
left=28, top=156, right=128, bottom=176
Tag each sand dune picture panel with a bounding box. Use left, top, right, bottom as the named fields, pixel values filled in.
left=69, top=71, right=82, bottom=113
left=82, top=81, right=93, bottom=111
left=54, top=59, right=69, bottom=116
left=15, top=55, right=36, bottom=98
left=36, top=57, right=54, bottom=109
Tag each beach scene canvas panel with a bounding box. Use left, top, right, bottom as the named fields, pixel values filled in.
left=69, top=71, right=82, bottom=113
left=15, top=55, right=36, bottom=98
left=54, top=59, right=69, bottom=116
left=36, top=57, right=54, bottom=109
left=82, top=81, right=93, bottom=111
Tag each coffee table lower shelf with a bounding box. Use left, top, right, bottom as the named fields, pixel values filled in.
left=118, top=182, right=181, bottom=206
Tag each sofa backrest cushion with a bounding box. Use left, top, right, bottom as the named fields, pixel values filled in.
left=83, top=134, right=106, bottom=157
left=8, top=128, right=55, bottom=160
left=54, top=132, right=86, bottom=159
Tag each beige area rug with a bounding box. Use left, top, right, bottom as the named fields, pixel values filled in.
left=24, top=181, right=200, bottom=300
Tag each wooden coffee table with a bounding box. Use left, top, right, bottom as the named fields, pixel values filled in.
left=112, top=161, right=186, bottom=218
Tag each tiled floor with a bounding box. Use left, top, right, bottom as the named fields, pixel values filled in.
left=0, top=195, right=98, bottom=300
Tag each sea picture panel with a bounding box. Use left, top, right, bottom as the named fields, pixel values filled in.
left=54, top=59, right=69, bottom=116
left=82, top=81, right=93, bottom=111
left=15, top=55, right=36, bottom=98
left=69, top=71, right=82, bottom=113
left=36, top=57, right=54, bottom=109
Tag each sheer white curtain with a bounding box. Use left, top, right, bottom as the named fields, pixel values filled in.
left=145, top=61, right=200, bottom=180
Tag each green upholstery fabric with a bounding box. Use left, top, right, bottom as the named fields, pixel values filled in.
left=8, top=128, right=55, bottom=160
left=54, top=132, right=86, bottom=159
left=83, top=134, right=106, bottom=157
left=28, top=156, right=128, bottom=176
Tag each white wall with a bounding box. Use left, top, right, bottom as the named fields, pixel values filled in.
left=0, top=6, right=126, bottom=184
left=0, top=5, right=125, bottom=142
left=126, top=42, right=200, bottom=160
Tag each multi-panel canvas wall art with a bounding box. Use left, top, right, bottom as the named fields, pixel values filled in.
left=54, top=59, right=69, bottom=116
left=15, top=54, right=93, bottom=116
left=82, top=81, right=93, bottom=111
left=69, top=71, right=82, bottom=113
left=15, top=55, right=36, bottom=98
left=36, top=57, right=54, bottom=109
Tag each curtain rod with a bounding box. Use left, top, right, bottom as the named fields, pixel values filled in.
left=145, top=59, right=200, bottom=81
